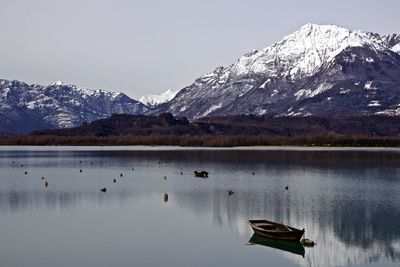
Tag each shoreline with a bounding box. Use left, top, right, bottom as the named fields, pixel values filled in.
left=1, top=145, right=400, bottom=153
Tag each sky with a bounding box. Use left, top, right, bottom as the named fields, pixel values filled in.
left=0, top=0, right=399, bottom=99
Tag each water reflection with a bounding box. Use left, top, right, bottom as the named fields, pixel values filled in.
left=0, top=147, right=400, bottom=267
left=248, top=234, right=305, bottom=257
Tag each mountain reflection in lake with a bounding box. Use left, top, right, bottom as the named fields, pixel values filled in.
left=0, top=147, right=399, bottom=267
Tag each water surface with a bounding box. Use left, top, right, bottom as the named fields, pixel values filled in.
left=0, top=146, right=399, bottom=267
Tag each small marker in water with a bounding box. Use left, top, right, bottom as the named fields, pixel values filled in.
left=120, top=173, right=123, bottom=177
left=100, top=188, right=107, bottom=193
left=113, top=179, right=116, bottom=183
left=24, top=171, right=28, bottom=175
left=45, top=181, right=48, bottom=187
left=80, top=169, right=82, bottom=173
left=285, top=186, right=289, bottom=190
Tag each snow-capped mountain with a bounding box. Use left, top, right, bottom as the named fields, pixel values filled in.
left=0, top=79, right=148, bottom=134
left=139, top=89, right=178, bottom=107
left=157, top=24, right=400, bottom=118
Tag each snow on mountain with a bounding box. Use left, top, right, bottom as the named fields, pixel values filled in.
left=139, top=89, right=179, bottom=106
left=230, top=23, right=385, bottom=79
left=383, top=33, right=400, bottom=53
left=0, top=79, right=148, bottom=134
left=156, top=24, right=400, bottom=119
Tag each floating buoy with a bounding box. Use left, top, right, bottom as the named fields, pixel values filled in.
left=45, top=181, right=48, bottom=187
left=80, top=169, right=82, bottom=173
left=164, top=176, right=167, bottom=180
left=163, top=193, right=168, bottom=202
left=285, top=186, right=289, bottom=190
left=180, top=171, right=183, bottom=175
left=41, top=176, right=45, bottom=180
left=113, top=179, right=116, bottom=183
left=301, top=238, right=316, bottom=247
left=100, top=188, right=107, bottom=193
left=24, top=171, right=28, bottom=175
left=252, top=171, right=255, bottom=175
left=228, top=190, right=235, bottom=196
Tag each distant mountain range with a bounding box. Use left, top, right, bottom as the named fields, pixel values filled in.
left=0, top=80, right=147, bottom=134
left=1, top=24, right=400, bottom=134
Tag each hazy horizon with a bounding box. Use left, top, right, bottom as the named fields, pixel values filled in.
left=1, top=0, right=399, bottom=99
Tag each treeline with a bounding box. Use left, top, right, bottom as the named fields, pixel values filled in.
left=1, top=134, right=400, bottom=147
left=3, top=113, right=400, bottom=147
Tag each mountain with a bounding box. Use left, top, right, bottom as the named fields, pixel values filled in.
left=0, top=79, right=148, bottom=134
left=139, top=89, right=179, bottom=106
left=156, top=24, right=400, bottom=119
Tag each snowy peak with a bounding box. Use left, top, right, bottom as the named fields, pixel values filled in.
left=230, top=24, right=387, bottom=80
left=51, top=81, right=64, bottom=86
left=139, top=89, right=179, bottom=106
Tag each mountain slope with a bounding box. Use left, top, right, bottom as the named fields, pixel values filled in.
left=0, top=80, right=148, bottom=134
left=156, top=24, right=400, bottom=119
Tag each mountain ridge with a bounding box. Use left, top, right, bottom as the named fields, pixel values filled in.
left=2, top=24, right=400, bottom=134
left=155, top=24, right=400, bottom=119
left=0, top=79, right=148, bottom=134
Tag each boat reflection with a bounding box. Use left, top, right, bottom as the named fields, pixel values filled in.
left=248, top=234, right=305, bottom=258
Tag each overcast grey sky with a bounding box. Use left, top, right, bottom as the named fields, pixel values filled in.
left=0, top=0, right=399, bottom=99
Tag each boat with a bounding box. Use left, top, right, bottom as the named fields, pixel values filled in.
left=248, top=219, right=304, bottom=241
left=248, top=234, right=305, bottom=257
left=194, top=171, right=209, bottom=177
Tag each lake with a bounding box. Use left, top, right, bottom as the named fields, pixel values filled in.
left=0, top=146, right=399, bottom=267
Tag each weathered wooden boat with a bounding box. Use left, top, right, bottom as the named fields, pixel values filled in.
left=248, top=234, right=305, bottom=257
left=194, top=171, right=209, bottom=178
left=249, top=219, right=304, bottom=241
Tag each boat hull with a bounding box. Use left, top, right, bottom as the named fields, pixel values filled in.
left=249, top=220, right=304, bottom=241
left=194, top=171, right=208, bottom=178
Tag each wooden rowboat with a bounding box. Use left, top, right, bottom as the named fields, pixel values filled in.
left=194, top=171, right=209, bottom=178
left=249, top=219, right=304, bottom=241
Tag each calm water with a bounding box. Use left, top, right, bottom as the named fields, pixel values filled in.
left=0, top=146, right=400, bottom=267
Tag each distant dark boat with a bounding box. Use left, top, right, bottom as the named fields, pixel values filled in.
left=248, top=234, right=305, bottom=257
left=194, top=171, right=208, bottom=178
left=249, top=220, right=304, bottom=241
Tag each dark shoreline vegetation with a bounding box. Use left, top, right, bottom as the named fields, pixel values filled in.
left=1, top=113, right=400, bottom=147
left=1, top=134, right=400, bottom=147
